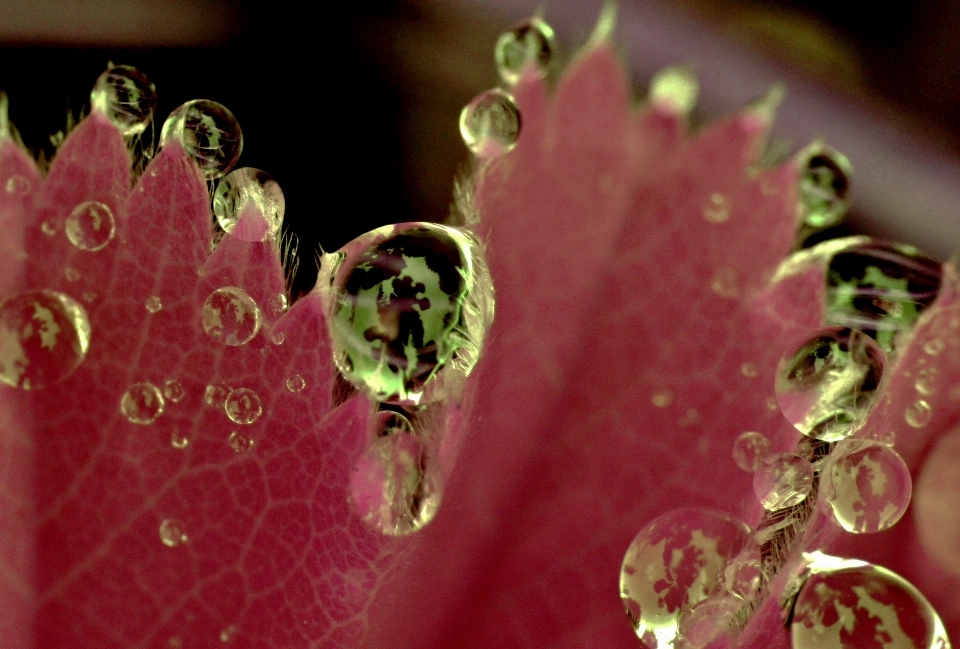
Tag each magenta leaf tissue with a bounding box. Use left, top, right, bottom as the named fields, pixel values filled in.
left=0, top=7, right=958, bottom=649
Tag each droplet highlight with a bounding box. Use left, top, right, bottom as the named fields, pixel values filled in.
left=732, top=431, right=770, bottom=473
left=64, top=200, right=116, bottom=252
left=158, top=518, right=188, bottom=547
left=160, top=99, right=243, bottom=179
left=459, top=89, right=521, bottom=157
left=494, top=16, right=556, bottom=85
left=5, top=174, right=30, bottom=196
left=202, top=287, right=262, bottom=346
left=905, top=399, right=933, bottom=428
left=753, top=453, right=814, bottom=510
left=170, top=430, right=190, bottom=449
left=90, top=64, right=157, bottom=136
left=212, top=167, right=285, bottom=242
left=823, top=440, right=912, bottom=534
left=120, top=382, right=165, bottom=424
left=286, top=375, right=305, bottom=393
left=224, top=388, right=262, bottom=425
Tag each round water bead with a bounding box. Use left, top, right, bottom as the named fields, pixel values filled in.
left=619, top=508, right=752, bottom=649
left=158, top=518, right=187, bottom=547
left=822, top=440, right=912, bottom=534
left=64, top=200, right=115, bottom=252
left=0, top=290, right=91, bottom=389
left=227, top=431, right=254, bottom=453
left=267, top=293, right=287, bottom=317
left=676, top=594, right=742, bottom=649
left=349, top=410, right=439, bottom=536
left=494, top=16, right=556, bottom=85
left=459, top=89, right=521, bottom=157
left=775, top=327, right=885, bottom=442
left=323, top=223, right=494, bottom=405
left=212, top=167, right=285, bottom=242
left=796, top=143, right=851, bottom=230
left=905, top=400, right=933, bottom=429
left=202, top=287, right=262, bottom=346
left=285, top=375, right=305, bottom=393
left=120, top=382, right=165, bottom=424
left=916, top=366, right=938, bottom=396
left=723, top=545, right=762, bottom=599
left=224, top=388, right=262, bottom=425
left=753, top=453, right=814, bottom=511
left=649, top=66, right=699, bottom=115
left=160, top=99, right=243, bottom=179
left=791, top=552, right=951, bottom=649
left=90, top=64, right=157, bottom=136
left=163, top=379, right=185, bottom=403
left=732, top=431, right=770, bottom=473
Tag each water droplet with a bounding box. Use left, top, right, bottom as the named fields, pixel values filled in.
left=41, top=219, right=58, bottom=236
left=0, top=290, right=91, bottom=389
left=651, top=388, right=673, bottom=408
left=204, top=383, right=229, bottom=408
left=170, top=429, right=190, bottom=449
left=723, top=545, right=762, bottom=599
left=703, top=192, right=729, bottom=223
left=649, top=66, right=699, bottom=114
left=791, top=552, right=950, bottom=649
left=459, top=89, right=521, bottom=157
left=163, top=379, right=185, bottom=403
left=619, top=508, right=751, bottom=648
left=286, top=375, right=305, bottom=393
left=120, top=382, right=165, bottom=424
left=202, top=287, right=261, bottom=346
left=766, top=395, right=778, bottom=411
left=158, top=518, right=187, bottom=547
left=267, top=293, right=287, bottom=317
left=5, top=174, right=30, bottom=196
left=219, top=625, right=237, bottom=643
left=227, top=430, right=254, bottom=453
left=924, top=338, right=946, bottom=356
left=160, top=99, right=243, bottom=179
left=494, top=16, right=556, bottom=85
left=822, top=440, right=912, bottom=534
left=90, top=64, right=157, bottom=136
left=63, top=268, right=80, bottom=282
left=144, top=296, right=162, bottom=314
left=224, top=388, right=262, bottom=425
left=676, top=594, right=742, bottom=649
left=711, top=267, right=738, bottom=298
left=82, top=291, right=98, bottom=303
left=905, top=399, right=933, bottom=428
left=212, top=167, right=285, bottom=242
left=741, top=362, right=759, bottom=378
left=64, top=200, right=116, bottom=252
left=775, top=328, right=885, bottom=442
left=753, top=453, right=814, bottom=510
left=270, top=331, right=284, bottom=345
left=324, top=223, right=493, bottom=405
left=349, top=410, right=439, bottom=535
left=916, top=366, right=938, bottom=396
left=732, top=431, right=770, bottom=472
left=796, top=143, right=851, bottom=230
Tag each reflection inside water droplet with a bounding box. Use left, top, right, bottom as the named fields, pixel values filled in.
left=65, top=200, right=115, bottom=252
left=213, top=167, right=285, bottom=242
left=796, top=144, right=851, bottom=230
left=753, top=453, right=814, bottom=510
left=905, top=399, right=933, bottom=428
left=120, top=382, right=165, bottom=424
left=224, top=388, right=262, bottom=425
left=160, top=99, right=243, bottom=179
left=732, top=431, right=770, bottom=473
left=823, top=440, right=911, bottom=534
left=459, top=89, right=521, bottom=157
left=494, top=16, right=556, bottom=85
left=158, top=518, right=187, bottom=547
left=90, top=64, right=157, bottom=136
left=202, top=287, right=261, bottom=346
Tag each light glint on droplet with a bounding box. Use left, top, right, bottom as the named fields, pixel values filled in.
left=924, top=338, right=946, bottom=356
left=494, top=16, right=556, bottom=85
left=120, top=382, right=165, bottom=424
left=459, top=89, right=521, bottom=157
left=158, top=518, right=187, bottom=547
left=90, top=64, right=157, bottom=136
left=160, top=99, right=243, bottom=179
left=170, top=430, right=190, bottom=449
left=64, top=200, right=116, bottom=252
left=202, top=287, right=262, bottom=346
left=823, top=440, right=912, bottom=534
left=753, top=452, right=814, bottom=511
left=224, top=388, right=262, bottom=425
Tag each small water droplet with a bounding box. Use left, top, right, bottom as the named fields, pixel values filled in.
left=5, top=174, right=30, bottom=196
left=741, top=362, right=759, bottom=378
left=120, top=382, right=165, bottom=424
left=753, top=453, right=814, bottom=510
left=710, top=267, right=738, bottom=298
left=219, top=625, right=237, bottom=643
left=651, top=388, right=673, bottom=408
left=64, top=200, right=116, bottom=252
left=823, top=439, right=912, bottom=534
left=63, top=268, right=80, bottom=282
left=723, top=545, right=762, bottom=599
left=702, top=192, right=729, bottom=223
left=924, top=338, right=946, bottom=356
left=796, top=143, right=851, bottom=230
left=459, top=89, right=521, bottom=157
left=649, top=66, right=699, bottom=114
left=286, top=375, right=305, bottom=393
left=213, top=167, right=285, bottom=242
left=82, top=291, right=97, bottom=303
left=270, top=331, right=284, bottom=345
left=160, top=99, right=243, bottom=179
left=170, top=429, right=190, bottom=449
left=90, top=64, right=157, bottom=136
left=227, top=430, right=254, bottom=452
left=224, top=388, right=262, bottom=425
left=202, top=287, right=261, bottom=346
left=905, top=399, right=933, bottom=428
left=267, top=293, right=287, bottom=317
left=916, top=366, right=938, bottom=396
left=732, top=431, right=770, bottom=473
left=163, top=379, right=185, bottom=403
left=158, top=518, right=187, bottom=547
left=204, top=383, right=229, bottom=408
left=494, top=16, right=556, bottom=85
left=145, top=296, right=162, bottom=313
left=41, top=219, right=58, bottom=236
left=0, top=290, right=91, bottom=389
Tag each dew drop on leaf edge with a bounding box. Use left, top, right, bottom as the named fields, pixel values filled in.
left=212, top=167, right=285, bottom=243
left=459, top=89, right=521, bottom=158
left=160, top=99, right=243, bottom=180
left=90, top=64, right=157, bottom=137
left=494, top=16, right=556, bottom=85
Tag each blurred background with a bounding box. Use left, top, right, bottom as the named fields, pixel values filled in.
left=2, top=0, right=960, bottom=295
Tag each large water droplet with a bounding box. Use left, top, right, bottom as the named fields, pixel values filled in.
left=459, top=89, right=521, bottom=157
left=90, top=64, right=157, bottom=136
left=905, top=399, right=933, bottom=428
left=649, top=66, right=699, bottom=115
left=64, top=200, right=115, bottom=252
left=494, top=16, right=556, bottom=85
left=323, top=223, right=494, bottom=405
left=0, top=290, right=91, bottom=389
left=732, top=431, right=770, bottom=473
left=349, top=410, right=439, bottom=536
left=822, top=439, right=912, bottom=534
left=120, top=382, right=165, bottom=424
left=776, top=328, right=885, bottom=442
left=754, top=453, right=814, bottom=511
left=224, top=388, right=262, bottom=425
left=158, top=518, right=188, bottom=547
left=160, top=99, right=243, bottom=179
left=796, top=143, right=851, bottom=230
left=619, top=508, right=751, bottom=648
left=212, top=167, right=285, bottom=242
left=202, top=287, right=262, bottom=346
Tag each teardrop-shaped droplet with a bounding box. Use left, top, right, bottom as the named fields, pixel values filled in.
left=349, top=410, right=439, bottom=536
left=227, top=430, right=254, bottom=453
left=823, top=439, right=912, bottom=534
left=619, top=508, right=751, bottom=648
left=796, top=143, right=851, bottom=230
left=120, top=382, right=165, bottom=424
left=754, top=453, right=814, bottom=511
left=158, top=518, right=188, bottom=547
left=90, top=64, right=157, bottom=136
left=212, top=167, right=285, bottom=243
left=202, top=287, right=262, bottom=346
left=160, top=99, right=243, bottom=179
left=163, top=379, right=185, bottom=403
left=791, top=552, right=951, bottom=649
left=732, top=431, right=770, bottom=473
left=459, top=89, right=521, bottom=157
left=64, top=200, right=115, bottom=252
left=494, top=16, right=556, bottom=85
left=224, top=388, right=262, bottom=425
left=649, top=66, right=699, bottom=115
left=285, top=375, right=305, bottom=393
left=0, top=290, right=91, bottom=389
left=323, top=223, right=494, bottom=405
left=776, top=327, right=885, bottom=442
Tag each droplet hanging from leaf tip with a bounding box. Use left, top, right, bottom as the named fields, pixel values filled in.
left=90, top=64, right=157, bottom=137
left=160, top=99, right=243, bottom=179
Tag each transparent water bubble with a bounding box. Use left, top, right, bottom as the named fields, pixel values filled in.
left=5, top=174, right=31, bottom=196
left=212, top=167, right=285, bottom=242
left=753, top=453, right=814, bottom=511
left=619, top=508, right=751, bottom=648
left=204, top=383, right=229, bottom=409
left=160, top=99, right=243, bottom=179
left=349, top=410, right=439, bottom=536
left=702, top=192, right=729, bottom=223
left=0, top=290, right=91, bottom=389
left=270, top=331, right=284, bottom=345
left=905, top=399, right=933, bottom=429
left=227, top=431, right=254, bottom=453
left=145, top=296, right=162, bottom=314
left=924, top=338, right=946, bottom=356
left=459, top=89, right=521, bottom=157
left=796, top=143, right=851, bottom=230
left=90, top=64, right=157, bottom=137
left=224, top=388, right=262, bottom=425
left=676, top=594, right=742, bottom=649
left=202, top=287, right=261, bottom=346
left=732, top=431, right=770, bottom=473
left=120, top=382, right=165, bottom=424
left=64, top=200, right=115, bottom=252
left=40, top=220, right=58, bottom=236
left=494, top=16, right=556, bottom=85
left=723, top=545, right=762, bottom=599
left=163, top=379, right=185, bottom=403
left=285, top=375, right=305, bottom=393
left=791, top=552, right=951, bottom=649
left=775, top=327, right=885, bottom=442
left=266, top=293, right=287, bottom=317
left=322, top=223, right=494, bottom=405
left=170, top=429, right=190, bottom=449
left=822, top=439, right=912, bottom=534
left=916, top=366, right=938, bottom=396
left=158, top=518, right=187, bottom=547
left=649, top=66, right=699, bottom=115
